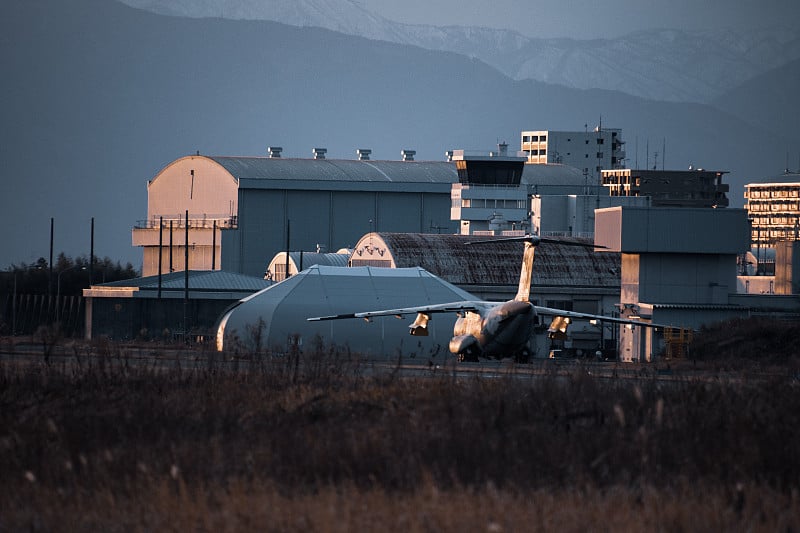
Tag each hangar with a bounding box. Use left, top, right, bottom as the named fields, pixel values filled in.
left=215, top=265, right=475, bottom=360
left=132, top=154, right=459, bottom=278
left=265, top=250, right=350, bottom=281
left=349, top=232, right=621, bottom=306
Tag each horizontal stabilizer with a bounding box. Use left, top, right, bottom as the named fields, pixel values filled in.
left=466, top=234, right=606, bottom=249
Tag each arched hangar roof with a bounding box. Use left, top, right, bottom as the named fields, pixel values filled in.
left=208, top=156, right=457, bottom=191
left=352, top=233, right=621, bottom=288
left=216, top=265, right=475, bottom=358
left=267, top=252, right=350, bottom=274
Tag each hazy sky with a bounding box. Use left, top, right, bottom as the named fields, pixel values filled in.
left=362, top=0, right=799, bottom=38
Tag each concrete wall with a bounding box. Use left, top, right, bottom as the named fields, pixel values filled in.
left=622, top=253, right=739, bottom=305
left=595, top=207, right=750, bottom=254
left=775, top=241, right=800, bottom=295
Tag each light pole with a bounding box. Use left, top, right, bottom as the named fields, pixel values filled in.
left=56, top=265, right=86, bottom=323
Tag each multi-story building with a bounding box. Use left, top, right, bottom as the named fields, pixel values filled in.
left=520, top=127, right=626, bottom=182
left=601, top=168, right=730, bottom=208
left=744, top=172, right=800, bottom=248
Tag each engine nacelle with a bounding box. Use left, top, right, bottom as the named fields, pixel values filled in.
left=408, top=312, right=430, bottom=336
left=548, top=316, right=571, bottom=340
left=449, top=334, right=479, bottom=355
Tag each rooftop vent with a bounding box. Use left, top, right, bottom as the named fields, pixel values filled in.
left=356, top=148, right=371, bottom=161
left=401, top=149, right=416, bottom=162
left=313, top=147, right=327, bottom=160
left=268, top=146, right=282, bottom=158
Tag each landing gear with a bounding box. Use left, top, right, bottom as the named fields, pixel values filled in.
left=514, top=348, right=531, bottom=364
left=458, top=347, right=479, bottom=363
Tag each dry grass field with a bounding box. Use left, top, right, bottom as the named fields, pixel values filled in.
left=1, top=318, right=799, bottom=531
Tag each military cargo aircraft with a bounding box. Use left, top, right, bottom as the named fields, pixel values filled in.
left=309, top=235, right=667, bottom=362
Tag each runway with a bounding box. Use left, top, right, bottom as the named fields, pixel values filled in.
left=0, top=338, right=779, bottom=385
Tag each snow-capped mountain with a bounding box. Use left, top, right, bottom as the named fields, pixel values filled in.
left=117, top=0, right=800, bottom=103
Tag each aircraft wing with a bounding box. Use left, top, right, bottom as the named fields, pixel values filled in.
left=533, top=306, right=672, bottom=329
left=307, top=300, right=496, bottom=321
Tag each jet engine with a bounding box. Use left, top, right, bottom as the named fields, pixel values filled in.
left=449, top=334, right=480, bottom=361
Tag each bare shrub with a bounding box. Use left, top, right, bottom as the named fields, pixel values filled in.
left=33, top=323, right=62, bottom=365
left=690, top=317, right=800, bottom=369
left=1, top=342, right=799, bottom=530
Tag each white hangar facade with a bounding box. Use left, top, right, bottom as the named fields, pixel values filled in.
left=132, top=154, right=459, bottom=278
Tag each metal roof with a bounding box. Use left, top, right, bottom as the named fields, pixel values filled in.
left=286, top=252, right=349, bottom=268
left=373, top=233, right=621, bottom=287
left=522, top=164, right=587, bottom=187
left=208, top=156, right=458, bottom=186
left=96, top=270, right=273, bottom=293
left=217, top=265, right=476, bottom=357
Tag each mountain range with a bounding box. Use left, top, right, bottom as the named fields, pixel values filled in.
left=118, top=0, right=800, bottom=104
left=1, top=0, right=798, bottom=267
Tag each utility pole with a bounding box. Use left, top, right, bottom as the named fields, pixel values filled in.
left=183, top=210, right=189, bottom=343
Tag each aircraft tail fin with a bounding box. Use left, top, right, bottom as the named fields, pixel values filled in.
left=514, top=240, right=536, bottom=302
left=465, top=234, right=605, bottom=304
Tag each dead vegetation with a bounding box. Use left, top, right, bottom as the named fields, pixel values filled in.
left=1, top=326, right=799, bottom=530
left=689, top=316, right=800, bottom=370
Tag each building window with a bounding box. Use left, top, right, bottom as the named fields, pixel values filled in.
left=597, top=138, right=604, bottom=145
left=540, top=136, right=546, bottom=142
left=540, top=149, right=546, bottom=156
left=597, top=152, right=604, bottom=159
left=522, top=135, right=530, bottom=142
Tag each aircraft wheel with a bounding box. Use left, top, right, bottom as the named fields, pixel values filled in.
left=514, top=349, right=531, bottom=364
left=458, top=348, right=479, bottom=363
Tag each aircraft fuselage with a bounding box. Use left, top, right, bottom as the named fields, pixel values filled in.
left=450, top=300, right=534, bottom=359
